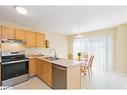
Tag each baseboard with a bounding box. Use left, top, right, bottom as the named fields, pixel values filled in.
left=113, top=71, right=127, bottom=77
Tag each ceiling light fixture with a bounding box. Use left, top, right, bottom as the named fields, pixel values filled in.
left=14, top=6, right=28, bottom=15
left=75, top=25, right=84, bottom=39
left=75, top=34, right=84, bottom=39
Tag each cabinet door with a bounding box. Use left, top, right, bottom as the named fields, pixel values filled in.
left=26, top=31, right=36, bottom=47
left=43, top=61, right=52, bottom=86
left=1, top=25, right=15, bottom=39
left=36, top=59, right=52, bottom=86
left=16, top=29, right=26, bottom=41
left=36, top=59, right=41, bottom=77
left=36, top=32, right=45, bottom=47
left=39, top=60, right=44, bottom=80
left=0, top=25, right=1, bottom=40
left=0, top=25, right=1, bottom=48
left=29, top=58, right=37, bottom=77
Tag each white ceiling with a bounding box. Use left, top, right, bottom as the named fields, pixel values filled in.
left=0, top=6, right=127, bottom=35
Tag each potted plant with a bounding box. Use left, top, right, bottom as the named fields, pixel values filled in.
left=77, top=52, right=81, bottom=61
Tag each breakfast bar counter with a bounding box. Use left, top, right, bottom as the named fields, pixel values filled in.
left=27, top=55, right=81, bottom=89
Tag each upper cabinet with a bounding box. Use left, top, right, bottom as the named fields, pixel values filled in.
left=26, top=31, right=36, bottom=47
left=36, top=32, right=45, bottom=48
left=1, top=25, right=16, bottom=39
left=0, top=25, right=46, bottom=48
left=16, top=29, right=26, bottom=41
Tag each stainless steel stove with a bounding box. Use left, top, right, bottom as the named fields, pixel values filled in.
left=1, top=51, right=29, bottom=87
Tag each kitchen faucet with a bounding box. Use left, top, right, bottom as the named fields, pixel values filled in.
left=49, top=49, right=57, bottom=58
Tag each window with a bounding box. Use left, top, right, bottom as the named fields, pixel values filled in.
left=73, top=36, right=113, bottom=71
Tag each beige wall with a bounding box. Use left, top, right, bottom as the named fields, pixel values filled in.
left=0, top=20, right=68, bottom=58
left=117, top=24, right=127, bottom=74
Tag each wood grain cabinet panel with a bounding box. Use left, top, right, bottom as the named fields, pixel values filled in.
left=36, top=59, right=40, bottom=76
left=16, top=29, right=26, bottom=41
left=36, top=59, right=42, bottom=78
left=36, top=59, right=52, bottom=87
left=40, top=60, right=45, bottom=80
left=0, top=25, right=1, bottom=48
left=0, top=25, right=46, bottom=48
left=0, top=25, right=1, bottom=40
left=29, top=58, right=37, bottom=77
left=36, top=32, right=45, bottom=47
left=1, top=25, right=16, bottom=39
left=36, top=59, right=43, bottom=79
left=43, top=61, right=52, bottom=86
left=25, top=31, right=36, bottom=47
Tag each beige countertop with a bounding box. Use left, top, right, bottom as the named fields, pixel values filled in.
left=27, top=55, right=83, bottom=68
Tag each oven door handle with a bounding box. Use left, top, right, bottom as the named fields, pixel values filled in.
left=2, top=59, right=29, bottom=65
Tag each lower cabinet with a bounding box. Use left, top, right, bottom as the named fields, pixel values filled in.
left=36, top=59, right=41, bottom=77
left=43, top=60, right=52, bottom=86
left=29, top=58, right=80, bottom=89
left=36, top=59, right=52, bottom=87
left=29, top=58, right=37, bottom=77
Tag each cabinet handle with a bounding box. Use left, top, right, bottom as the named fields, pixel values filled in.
left=53, top=65, right=66, bottom=70
left=2, top=59, right=28, bottom=65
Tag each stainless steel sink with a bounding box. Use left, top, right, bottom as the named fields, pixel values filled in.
left=43, top=57, right=60, bottom=61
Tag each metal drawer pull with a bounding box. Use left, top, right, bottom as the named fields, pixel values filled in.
left=53, top=65, right=66, bottom=70
left=2, top=59, right=28, bottom=65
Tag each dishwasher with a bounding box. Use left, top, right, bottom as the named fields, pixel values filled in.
left=52, top=64, right=67, bottom=89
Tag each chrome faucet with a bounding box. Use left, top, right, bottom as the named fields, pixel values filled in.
left=49, top=49, right=57, bottom=58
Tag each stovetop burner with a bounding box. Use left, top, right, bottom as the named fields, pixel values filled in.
left=1, top=51, right=27, bottom=62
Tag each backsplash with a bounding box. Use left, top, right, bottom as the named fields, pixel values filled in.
left=1, top=43, right=25, bottom=52
left=25, top=48, right=50, bottom=56
left=25, top=48, right=67, bottom=58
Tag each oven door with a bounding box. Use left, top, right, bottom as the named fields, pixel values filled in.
left=2, top=59, right=29, bottom=81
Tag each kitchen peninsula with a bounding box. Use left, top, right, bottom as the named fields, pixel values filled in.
left=28, top=55, right=81, bottom=89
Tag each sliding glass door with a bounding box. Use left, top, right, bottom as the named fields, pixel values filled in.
left=73, top=36, right=113, bottom=72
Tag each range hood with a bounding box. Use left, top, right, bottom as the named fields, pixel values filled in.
left=1, top=39, right=26, bottom=44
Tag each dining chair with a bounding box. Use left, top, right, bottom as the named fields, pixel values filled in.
left=80, top=51, right=89, bottom=74
left=80, top=51, right=89, bottom=62
left=81, top=55, right=94, bottom=78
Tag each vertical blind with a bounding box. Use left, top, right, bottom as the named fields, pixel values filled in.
left=73, top=36, right=113, bottom=71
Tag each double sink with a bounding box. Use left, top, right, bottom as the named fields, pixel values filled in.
left=43, top=57, right=60, bottom=61
left=30, top=49, right=61, bottom=61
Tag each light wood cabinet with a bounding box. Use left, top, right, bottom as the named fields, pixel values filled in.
left=39, top=60, right=45, bottom=80
left=29, top=57, right=81, bottom=89
left=16, top=29, right=26, bottom=41
left=36, top=59, right=39, bottom=76
left=0, top=25, right=1, bottom=48
left=43, top=60, right=52, bottom=86
left=26, top=31, right=36, bottom=47
left=0, top=25, right=45, bottom=48
left=36, top=32, right=45, bottom=47
left=36, top=59, right=42, bottom=77
left=1, top=25, right=15, bottom=39
left=36, top=59, right=52, bottom=86
left=29, top=58, right=37, bottom=77
left=0, top=25, right=1, bottom=40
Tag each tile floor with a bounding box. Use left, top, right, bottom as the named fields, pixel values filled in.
left=81, top=71, right=127, bottom=89
left=11, top=77, right=51, bottom=89
left=9, top=71, right=127, bottom=89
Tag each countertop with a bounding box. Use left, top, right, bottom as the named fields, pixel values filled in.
left=27, top=55, right=84, bottom=68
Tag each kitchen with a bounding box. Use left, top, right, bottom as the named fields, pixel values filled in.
left=0, top=24, right=81, bottom=89
left=1, top=6, right=127, bottom=90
